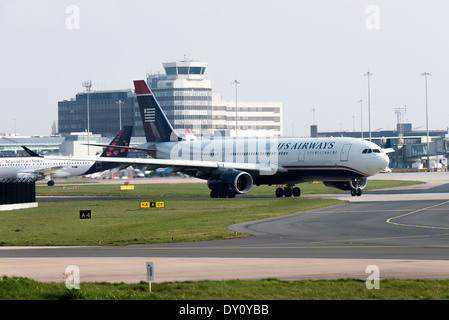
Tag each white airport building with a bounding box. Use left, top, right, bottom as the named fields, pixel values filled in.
left=147, top=59, right=283, bottom=138
left=212, top=93, right=282, bottom=137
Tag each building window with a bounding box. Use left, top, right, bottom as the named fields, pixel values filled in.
left=165, top=67, right=177, bottom=75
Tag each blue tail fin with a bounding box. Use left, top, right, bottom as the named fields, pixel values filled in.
left=98, top=126, right=133, bottom=158
left=84, top=126, right=133, bottom=175
left=133, top=80, right=181, bottom=142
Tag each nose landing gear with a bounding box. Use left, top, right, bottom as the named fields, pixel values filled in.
left=350, top=178, right=365, bottom=196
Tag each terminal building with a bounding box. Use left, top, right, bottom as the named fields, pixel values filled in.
left=211, top=93, right=282, bottom=137
left=146, top=60, right=283, bottom=137
left=312, top=123, right=449, bottom=170
left=58, top=89, right=139, bottom=137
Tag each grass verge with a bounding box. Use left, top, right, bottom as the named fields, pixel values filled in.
left=35, top=179, right=423, bottom=197
left=2, top=276, right=449, bottom=300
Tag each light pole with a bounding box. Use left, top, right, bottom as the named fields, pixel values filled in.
left=421, top=71, right=431, bottom=171
left=359, top=99, right=364, bottom=139
left=364, top=72, right=373, bottom=141
left=82, top=80, right=92, bottom=155
left=116, top=99, right=124, bottom=130
left=232, top=80, right=240, bottom=137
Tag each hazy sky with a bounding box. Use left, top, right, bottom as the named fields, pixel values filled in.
left=1, top=0, right=448, bottom=137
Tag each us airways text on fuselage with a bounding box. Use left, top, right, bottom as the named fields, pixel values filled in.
left=277, top=141, right=336, bottom=150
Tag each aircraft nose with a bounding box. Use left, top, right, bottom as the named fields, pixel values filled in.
left=379, top=153, right=390, bottom=170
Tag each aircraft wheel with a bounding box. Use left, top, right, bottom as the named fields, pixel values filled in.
left=283, top=187, right=292, bottom=197
left=356, top=188, right=362, bottom=196
left=210, top=190, right=219, bottom=198
left=275, top=187, right=284, bottom=197
left=292, top=187, right=301, bottom=197
left=351, top=189, right=357, bottom=196
left=47, top=180, right=55, bottom=187
left=218, top=193, right=227, bottom=198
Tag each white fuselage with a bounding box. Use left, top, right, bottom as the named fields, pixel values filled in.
left=145, top=136, right=389, bottom=184
left=0, top=157, right=95, bottom=180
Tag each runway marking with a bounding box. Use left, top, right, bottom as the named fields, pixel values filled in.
left=386, top=200, right=449, bottom=230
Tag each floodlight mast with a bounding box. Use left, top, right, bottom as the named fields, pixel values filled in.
left=364, top=72, right=373, bottom=142
left=82, top=80, right=92, bottom=155
left=421, top=72, right=431, bottom=171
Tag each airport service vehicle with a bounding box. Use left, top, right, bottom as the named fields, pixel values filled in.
left=49, top=80, right=390, bottom=198
left=0, top=126, right=133, bottom=186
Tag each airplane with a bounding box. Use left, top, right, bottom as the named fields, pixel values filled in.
left=0, top=126, right=133, bottom=186
left=47, top=80, right=390, bottom=198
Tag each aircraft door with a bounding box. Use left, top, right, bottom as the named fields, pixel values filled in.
left=340, top=144, right=352, bottom=161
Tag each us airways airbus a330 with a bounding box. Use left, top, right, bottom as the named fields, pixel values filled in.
left=49, top=80, right=390, bottom=198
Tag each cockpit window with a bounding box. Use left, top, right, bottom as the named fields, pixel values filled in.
left=363, top=148, right=380, bottom=154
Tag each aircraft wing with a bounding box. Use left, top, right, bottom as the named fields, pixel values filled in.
left=15, top=166, right=65, bottom=179
left=45, top=156, right=286, bottom=175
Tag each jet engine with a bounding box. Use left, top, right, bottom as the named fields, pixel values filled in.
left=323, top=177, right=368, bottom=196
left=207, top=171, right=253, bottom=197
left=17, top=172, right=39, bottom=181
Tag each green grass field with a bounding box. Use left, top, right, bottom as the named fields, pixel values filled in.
left=0, top=197, right=341, bottom=246
left=2, top=276, right=449, bottom=300
left=35, top=179, right=422, bottom=197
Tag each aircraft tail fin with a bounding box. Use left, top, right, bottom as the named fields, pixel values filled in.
left=83, top=126, right=133, bottom=175
left=22, top=146, right=43, bottom=157
left=133, top=80, right=181, bottom=142
left=98, top=126, right=133, bottom=158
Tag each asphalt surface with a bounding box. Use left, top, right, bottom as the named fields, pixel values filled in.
left=2, top=172, right=449, bottom=282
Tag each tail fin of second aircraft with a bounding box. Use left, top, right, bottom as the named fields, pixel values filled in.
left=133, top=80, right=181, bottom=142
left=83, top=126, right=133, bottom=175
left=98, top=126, right=133, bottom=158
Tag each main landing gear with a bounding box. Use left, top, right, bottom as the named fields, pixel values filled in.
left=210, top=190, right=236, bottom=198
left=350, top=188, right=362, bottom=196
left=275, top=185, right=301, bottom=198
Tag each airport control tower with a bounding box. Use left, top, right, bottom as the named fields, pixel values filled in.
left=147, top=59, right=212, bottom=135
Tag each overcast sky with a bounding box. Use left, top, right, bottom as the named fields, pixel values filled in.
left=1, top=0, right=448, bottom=137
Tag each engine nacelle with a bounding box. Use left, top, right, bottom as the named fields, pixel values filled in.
left=207, top=171, right=253, bottom=195
left=323, top=177, right=368, bottom=191
left=17, top=172, right=38, bottom=181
